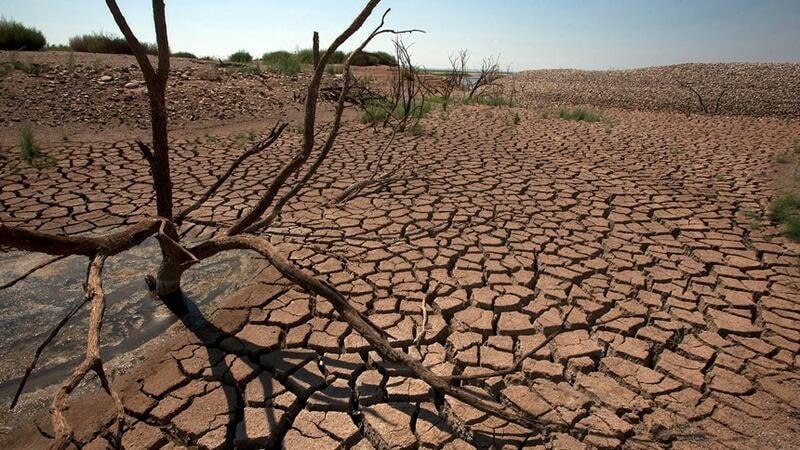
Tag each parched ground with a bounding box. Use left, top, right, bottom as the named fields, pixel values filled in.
left=2, top=55, right=800, bottom=449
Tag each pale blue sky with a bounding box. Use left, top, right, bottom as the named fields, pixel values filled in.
left=2, top=1, right=799, bottom=70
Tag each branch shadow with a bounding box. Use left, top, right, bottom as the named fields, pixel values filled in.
left=159, top=291, right=320, bottom=448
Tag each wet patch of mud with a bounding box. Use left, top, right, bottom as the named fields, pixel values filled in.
left=0, top=238, right=259, bottom=401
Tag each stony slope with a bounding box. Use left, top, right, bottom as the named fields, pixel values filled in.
left=509, top=63, right=800, bottom=118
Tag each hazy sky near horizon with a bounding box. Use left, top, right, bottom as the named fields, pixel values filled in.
left=2, top=0, right=799, bottom=70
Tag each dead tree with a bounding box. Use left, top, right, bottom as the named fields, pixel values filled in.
left=468, top=54, right=502, bottom=98
left=442, top=49, right=469, bottom=107
left=378, top=36, right=427, bottom=131
left=0, top=1, right=560, bottom=448
left=422, top=48, right=468, bottom=111
left=680, top=81, right=727, bottom=115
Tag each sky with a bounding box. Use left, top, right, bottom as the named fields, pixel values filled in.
left=2, top=0, right=800, bottom=70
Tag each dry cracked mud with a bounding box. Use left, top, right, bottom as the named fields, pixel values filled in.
left=2, top=89, right=800, bottom=448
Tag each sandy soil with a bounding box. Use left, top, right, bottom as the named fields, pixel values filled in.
left=1, top=53, right=800, bottom=449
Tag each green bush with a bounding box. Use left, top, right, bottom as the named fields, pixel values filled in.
left=294, top=48, right=315, bottom=64
left=0, top=19, right=46, bottom=51
left=19, top=125, right=40, bottom=161
left=557, top=107, right=601, bottom=122
left=350, top=50, right=396, bottom=66
left=328, top=50, right=347, bottom=64
left=172, top=51, right=196, bottom=59
left=226, top=62, right=262, bottom=76
left=45, top=44, right=70, bottom=51
left=360, top=98, right=431, bottom=124
left=768, top=194, right=800, bottom=242
left=263, top=50, right=292, bottom=64
left=293, top=48, right=346, bottom=65
left=326, top=64, right=344, bottom=75
left=69, top=32, right=157, bottom=55
left=360, top=103, right=388, bottom=124
left=262, top=51, right=301, bottom=75
left=228, top=50, right=252, bottom=63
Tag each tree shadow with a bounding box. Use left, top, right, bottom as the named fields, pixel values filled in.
left=160, top=291, right=320, bottom=448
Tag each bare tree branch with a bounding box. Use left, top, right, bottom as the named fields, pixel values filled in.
left=680, top=82, right=708, bottom=114
left=0, top=219, right=162, bottom=256
left=226, top=0, right=383, bottom=235
left=103, top=0, right=156, bottom=86
left=468, top=55, right=502, bottom=98
left=312, top=31, right=320, bottom=69
left=106, top=0, right=174, bottom=219
left=51, top=254, right=124, bottom=450
left=713, top=88, right=727, bottom=115
left=174, top=123, right=288, bottom=223
left=188, top=235, right=562, bottom=431
left=246, top=8, right=421, bottom=233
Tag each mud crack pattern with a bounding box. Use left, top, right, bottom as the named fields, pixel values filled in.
left=2, top=107, right=800, bottom=449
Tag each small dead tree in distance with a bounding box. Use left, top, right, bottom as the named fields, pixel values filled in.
left=2, top=1, right=570, bottom=447
left=679, top=81, right=727, bottom=115
left=468, top=54, right=502, bottom=98
left=420, top=48, right=469, bottom=111
left=362, top=36, right=428, bottom=132
left=442, top=48, right=469, bottom=108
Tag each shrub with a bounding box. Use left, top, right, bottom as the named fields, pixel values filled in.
left=262, top=51, right=301, bottom=75
left=0, top=19, right=46, bottom=51
left=768, top=194, right=800, bottom=242
left=350, top=50, right=396, bottom=66
left=794, top=141, right=800, bottom=154
left=295, top=48, right=315, bottom=64
left=408, top=123, right=424, bottom=136
left=226, top=62, right=262, bottom=76
left=294, top=48, right=346, bottom=65
left=326, top=64, right=344, bottom=75
left=360, top=103, right=388, bottom=124
left=360, top=99, right=432, bottom=125
left=558, top=108, right=601, bottom=122
left=513, top=112, right=520, bottom=125
left=172, top=51, right=196, bottom=59
left=328, top=50, right=347, bottom=64
left=46, top=44, right=71, bottom=51
left=263, top=50, right=292, bottom=64
left=775, top=152, right=790, bottom=164
left=69, top=32, right=157, bottom=55
left=19, top=125, right=41, bottom=161
left=228, top=50, right=252, bottom=63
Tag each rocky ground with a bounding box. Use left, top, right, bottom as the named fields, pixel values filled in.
left=508, top=63, right=800, bottom=118
left=1, top=53, right=800, bottom=449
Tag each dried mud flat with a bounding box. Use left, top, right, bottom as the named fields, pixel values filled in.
left=2, top=54, right=800, bottom=449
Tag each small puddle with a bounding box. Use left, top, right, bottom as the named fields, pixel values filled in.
left=0, top=238, right=259, bottom=402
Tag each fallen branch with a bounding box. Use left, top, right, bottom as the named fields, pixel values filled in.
left=174, top=123, right=287, bottom=223
left=51, top=254, right=124, bottom=450
left=335, top=166, right=403, bottom=204
left=189, top=234, right=565, bottom=431
left=0, top=219, right=161, bottom=256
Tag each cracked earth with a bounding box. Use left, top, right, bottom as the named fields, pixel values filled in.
left=2, top=102, right=800, bottom=449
